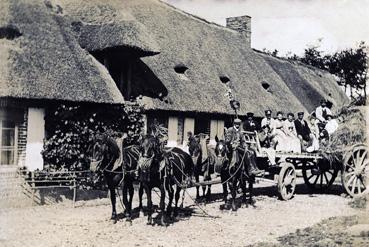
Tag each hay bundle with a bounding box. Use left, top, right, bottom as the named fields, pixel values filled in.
left=321, top=106, right=367, bottom=161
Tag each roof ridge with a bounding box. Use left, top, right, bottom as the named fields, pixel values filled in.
left=252, top=48, right=330, bottom=74
left=157, top=0, right=237, bottom=33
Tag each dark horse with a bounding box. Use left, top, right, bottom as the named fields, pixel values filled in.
left=89, top=134, right=140, bottom=223
left=213, top=136, right=255, bottom=211
left=138, top=135, right=194, bottom=225
left=188, top=133, right=215, bottom=200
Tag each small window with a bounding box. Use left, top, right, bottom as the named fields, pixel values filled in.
left=219, top=75, right=230, bottom=84
left=174, top=64, right=188, bottom=74
left=261, top=81, right=270, bottom=90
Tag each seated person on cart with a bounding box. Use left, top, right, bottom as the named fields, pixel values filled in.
left=258, top=125, right=277, bottom=166
left=225, top=118, right=264, bottom=176
left=294, top=112, right=319, bottom=152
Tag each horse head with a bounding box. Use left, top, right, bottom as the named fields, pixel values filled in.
left=188, top=133, right=209, bottom=165
left=89, top=133, right=108, bottom=172
left=138, top=135, right=162, bottom=176
left=214, top=136, right=229, bottom=173
left=89, top=133, right=122, bottom=173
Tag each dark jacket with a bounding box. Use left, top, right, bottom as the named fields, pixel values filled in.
left=243, top=120, right=259, bottom=132
left=225, top=127, right=245, bottom=146
left=258, top=131, right=272, bottom=149
left=294, top=119, right=311, bottom=141
left=319, top=129, right=329, bottom=141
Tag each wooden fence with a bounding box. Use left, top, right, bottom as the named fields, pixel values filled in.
left=18, top=170, right=92, bottom=207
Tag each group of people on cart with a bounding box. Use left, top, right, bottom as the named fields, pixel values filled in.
left=216, top=98, right=339, bottom=176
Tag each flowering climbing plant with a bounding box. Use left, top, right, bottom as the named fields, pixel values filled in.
left=42, top=103, right=144, bottom=172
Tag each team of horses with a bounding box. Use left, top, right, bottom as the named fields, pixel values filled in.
left=90, top=132, right=256, bottom=226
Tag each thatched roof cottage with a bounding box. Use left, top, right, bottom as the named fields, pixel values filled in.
left=60, top=0, right=347, bottom=147
left=0, top=0, right=348, bottom=170
left=0, top=0, right=157, bottom=170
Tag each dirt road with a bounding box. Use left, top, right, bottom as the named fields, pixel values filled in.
left=0, top=182, right=363, bottom=247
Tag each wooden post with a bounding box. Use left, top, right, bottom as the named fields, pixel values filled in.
left=217, top=120, right=225, bottom=139
left=167, top=116, right=178, bottom=147
left=182, top=118, right=195, bottom=146
left=31, top=172, right=35, bottom=206
left=209, top=120, right=218, bottom=147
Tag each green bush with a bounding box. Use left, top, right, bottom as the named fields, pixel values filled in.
left=42, top=103, right=143, bottom=172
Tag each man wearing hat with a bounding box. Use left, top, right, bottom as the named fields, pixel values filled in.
left=225, top=118, right=263, bottom=176
left=261, top=110, right=277, bottom=135
left=243, top=112, right=259, bottom=132
left=315, top=99, right=332, bottom=123
left=294, top=112, right=319, bottom=152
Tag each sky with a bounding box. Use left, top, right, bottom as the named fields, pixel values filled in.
left=163, top=0, right=369, bottom=56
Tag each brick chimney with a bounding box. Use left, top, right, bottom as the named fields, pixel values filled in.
left=226, top=15, right=251, bottom=48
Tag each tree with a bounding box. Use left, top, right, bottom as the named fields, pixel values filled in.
left=285, top=41, right=368, bottom=105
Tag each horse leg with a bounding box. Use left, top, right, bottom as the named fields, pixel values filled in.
left=128, top=181, right=134, bottom=214
left=122, top=181, right=131, bottom=221
left=165, top=182, right=174, bottom=222
left=146, top=185, right=153, bottom=225
left=206, top=185, right=212, bottom=201
left=138, top=183, right=144, bottom=213
left=174, top=185, right=181, bottom=219
left=195, top=174, right=200, bottom=200
left=249, top=178, right=255, bottom=207
left=202, top=185, right=206, bottom=198
left=109, top=186, right=117, bottom=223
left=240, top=177, right=248, bottom=208
left=160, top=183, right=167, bottom=226
left=220, top=172, right=229, bottom=210
left=230, top=178, right=237, bottom=211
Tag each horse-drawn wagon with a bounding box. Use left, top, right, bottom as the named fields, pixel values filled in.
left=242, top=130, right=369, bottom=200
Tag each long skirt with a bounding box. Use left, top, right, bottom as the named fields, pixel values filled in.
left=274, top=129, right=289, bottom=152
left=286, top=135, right=301, bottom=153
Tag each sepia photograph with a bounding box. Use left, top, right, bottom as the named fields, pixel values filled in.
left=0, top=0, right=368, bottom=246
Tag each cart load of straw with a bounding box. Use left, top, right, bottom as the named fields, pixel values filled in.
left=321, top=106, right=367, bottom=161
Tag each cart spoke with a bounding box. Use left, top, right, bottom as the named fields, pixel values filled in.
left=358, top=177, right=366, bottom=190
left=357, top=179, right=362, bottom=194
left=356, top=150, right=368, bottom=168
left=326, top=170, right=333, bottom=176
left=313, top=175, right=320, bottom=185
left=346, top=174, right=356, bottom=188
left=359, top=160, right=369, bottom=172
left=350, top=177, right=357, bottom=194
left=307, top=174, right=314, bottom=181
left=323, top=172, right=329, bottom=185
left=344, top=171, right=355, bottom=177
left=346, top=163, right=355, bottom=172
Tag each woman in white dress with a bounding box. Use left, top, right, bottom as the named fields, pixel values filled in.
left=283, top=113, right=301, bottom=153
left=274, top=111, right=289, bottom=152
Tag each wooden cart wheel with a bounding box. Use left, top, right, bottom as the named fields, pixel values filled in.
left=342, top=144, right=369, bottom=197
left=278, top=162, right=296, bottom=200
left=302, top=160, right=339, bottom=191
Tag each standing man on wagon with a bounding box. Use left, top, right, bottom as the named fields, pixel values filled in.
left=243, top=112, right=259, bottom=132
left=225, top=118, right=263, bottom=176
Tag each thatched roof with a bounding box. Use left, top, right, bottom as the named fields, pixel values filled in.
left=0, top=0, right=124, bottom=104
left=55, top=0, right=160, bottom=56
left=124, top=0, right=349, bottom=116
